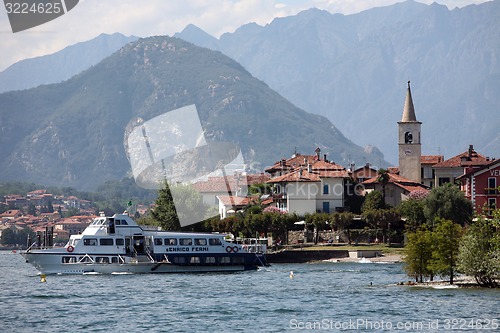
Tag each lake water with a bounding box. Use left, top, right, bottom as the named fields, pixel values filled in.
left=0, top=251, right=498, bottom=332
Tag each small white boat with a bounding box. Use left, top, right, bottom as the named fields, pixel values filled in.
left=21, top=213, right=268, bottom=274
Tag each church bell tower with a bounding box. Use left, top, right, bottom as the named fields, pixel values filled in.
left=398, top=81, right=422, bottom=183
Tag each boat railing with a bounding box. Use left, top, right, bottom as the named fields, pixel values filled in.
left=117, top=254, right=126, bottom=264
left=234, top=237, right=268, bottom=254
left=25, top=242, right=37, bottom=253
left=145, top=248, right=155, bottom=263
left=242, top=244, right=267, bottom=254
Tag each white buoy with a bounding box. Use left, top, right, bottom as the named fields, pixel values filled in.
left=40, top=274, right=47, bottom=283
left=290, top=271, right=294, bottom=279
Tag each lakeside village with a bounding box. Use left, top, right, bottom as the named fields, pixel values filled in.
left=1, top=83, right=499, bottom=285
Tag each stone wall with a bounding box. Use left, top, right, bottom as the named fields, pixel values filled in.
left=287, top=229, right=374, bottom=244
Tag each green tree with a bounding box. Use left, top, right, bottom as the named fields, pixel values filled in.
left=311, top=212, right=330, bottom=244
left=361, top=190, right=385, bottom=213
left=248, top=183, right=272, bottom=195
left=457, top=216, right=499, bottom=287
left=27, top=203, right=37, bottom=216
left=429, top=219, right=463, bottom=284
left=332, top=212, right=355, bottom=244
left=0, top=227, right=35, bottom=247
left=148, top=182, right=209, bottom=231
left=362, top=208, right=400, bottom=244
left=64, top=207, right=80, bottom=218
left=424, top=184, right=473, bottom=227
left=398, top=198, right=426, bottom=231
left=0, top=228, right=18, bottom=245
left=149, top=182, right=181, bottom=230
left=377, top=168, right=390, bottom=205
left=47, top=200, right=54, bottom=213
left=404, top=227, right=435, bottom=283
left=492, top=209, right=500, bottom=270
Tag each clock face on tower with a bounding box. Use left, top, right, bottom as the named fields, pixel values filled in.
left=405, top=149, right=412, bottom=155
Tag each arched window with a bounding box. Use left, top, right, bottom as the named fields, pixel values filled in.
left=404, top=131, right=413, bottom=144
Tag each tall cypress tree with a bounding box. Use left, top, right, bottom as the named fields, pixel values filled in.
left=150, top=182, right=181, bottom=231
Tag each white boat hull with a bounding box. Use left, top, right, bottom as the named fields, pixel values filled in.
left=21, top=213, right=268, bottom=275
left=22, top=251, right=265, bottom=275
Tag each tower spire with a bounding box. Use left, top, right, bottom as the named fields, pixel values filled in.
left=401, top=80, right=417, bottom=122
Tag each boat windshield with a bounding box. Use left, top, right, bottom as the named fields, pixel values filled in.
left=91, top=218, right=106, bottom=226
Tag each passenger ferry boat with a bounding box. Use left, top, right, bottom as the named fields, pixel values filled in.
left=22, top=213, right=268, bottom=274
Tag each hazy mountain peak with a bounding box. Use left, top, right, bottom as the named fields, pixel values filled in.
left=0, top=35, right=385, bottom=189
left=174, top=24, right=219, bottom=50
left=0, top=32, right=138, bottom=93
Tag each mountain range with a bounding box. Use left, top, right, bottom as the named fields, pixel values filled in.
left=174, top=0, right=500, bottom=163
left=0, top=0, right=498, bottom=189
left=0, top=33, right=138, bottom=93
left=0, top=36, right=384, bottom=190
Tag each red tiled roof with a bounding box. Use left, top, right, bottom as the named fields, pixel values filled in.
left=363, top=173, right=404, bottom=184
left=265, top=149, right=345, bottom=171
left=395, top=184, right=430, bottom=193
left=421, top=155, right=444, bottom=165
left=265, top=153, right=319, bottom=173
left=192, top=174, right=269, bottom=193
left=267, top=169, right=321, bottom=183
left=363, top=173, right=428, bottom=187
left=310, top=160, right=345, bottom=171
left=245, top=173, right=271, bottom=185
left=192, top=176, right=238, bottom=193
left=217, top=196, right=253, bottom=207
left=433, top=149, right=488, bottom=168
left=362, top=173, right=429, bottom=194
left=353, top=165, right=377, bottom=173
left=0, top=210, right=21, bottom=218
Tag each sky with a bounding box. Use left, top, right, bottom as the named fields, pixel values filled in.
left=0, top=0, right=490, bottom=71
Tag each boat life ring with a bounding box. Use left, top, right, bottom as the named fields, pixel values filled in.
left=67, top=246, right=74, bottom=253
left=225, top=246, right=233, bottom=253
left=232, top=246, right=239, bottom=253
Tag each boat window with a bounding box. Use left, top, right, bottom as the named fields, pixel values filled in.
left=232, top=257, right=244, bottom=264
left=209, top=238, right=222, bottom=246
left=83, top=238, right=98, bottom=246
left=205, top=257, right=216, bottom=264
left=165, top=238, right=177, bottom=245
left=179, top=238, right=192, bottom=246
left=173, top=257, right=186, bottom=264
left=116, top=219, right=128, bottom=225
left=154, top=238, right=163, bottom=246
left=116, top=238, right=124, bottom=246
left=100, top=238, right=114, bottom=246
left=96, top=257, right=110, bottom=263
left=220, top=257, right=230, bottom=264
left=190, top=257, right=201, bottom=264
left=62, top=256, right=77, bottom=263
left=111, top=257, right=119, bottom=263
left=194, top=238, right=207, bottom=246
